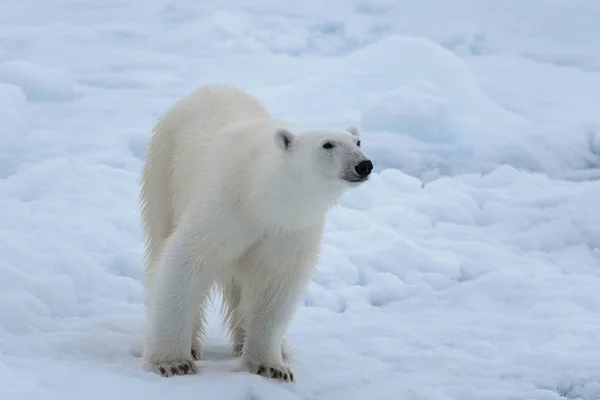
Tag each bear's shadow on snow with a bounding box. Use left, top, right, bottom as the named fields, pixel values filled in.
left=201, top=344, right=241, bottom=362
left=131, top=341, right=239, bottom=365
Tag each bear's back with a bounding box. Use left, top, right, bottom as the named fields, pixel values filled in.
left=164, top=85, right=271, bottom=220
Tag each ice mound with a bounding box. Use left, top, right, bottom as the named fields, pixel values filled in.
left=261, top=36, right=499, bottom=122
left=262, top=35, right=599, bottom=180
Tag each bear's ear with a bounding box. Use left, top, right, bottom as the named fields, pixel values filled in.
left=274, top=128, right=294, bottom=151
left=345, top=125, right=360, bottom=137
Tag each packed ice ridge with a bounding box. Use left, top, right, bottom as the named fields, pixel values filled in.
left=1, top=1, right=600, bottom=400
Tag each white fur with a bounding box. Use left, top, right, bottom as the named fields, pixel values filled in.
left=139, top=84, right=371, bottom=381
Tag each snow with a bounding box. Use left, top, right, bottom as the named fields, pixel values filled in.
left=0, top=82, right=28, bottom=178
left=1, top=1, right=600, bottom=399
left=261, top=35, right=600, bottom=181
left=0, top=60, right=76, bottom=102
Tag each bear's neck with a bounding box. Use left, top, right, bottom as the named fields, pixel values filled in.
left=249, top=170, right=343, bottom=231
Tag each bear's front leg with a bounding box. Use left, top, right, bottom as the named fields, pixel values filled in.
left=221, top=278, right=293, bottom=359
left=238, top=229, right=321, bottom=383
left=142, top=222, right=216, bottom=377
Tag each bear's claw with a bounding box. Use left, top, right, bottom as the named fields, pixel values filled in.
left=247, top=361, right=294, bottom=383
left=148, top=359, right=198, bottom=377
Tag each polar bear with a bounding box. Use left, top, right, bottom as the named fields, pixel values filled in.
left=139, top=84, right=373, bottom=382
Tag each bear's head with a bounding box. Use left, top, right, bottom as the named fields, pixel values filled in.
left=274, top=125, right=373, bottom=188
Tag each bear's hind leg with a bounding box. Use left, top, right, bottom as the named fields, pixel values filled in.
left=220, top=277, right=246, bottom=357
left=191, top=303, right=207, bottom=361
left=281, top=337, right=294, bottom=361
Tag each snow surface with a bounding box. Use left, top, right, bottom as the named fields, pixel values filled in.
left=1, top=1, right=600, bottom=399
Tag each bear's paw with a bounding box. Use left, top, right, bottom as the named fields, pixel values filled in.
left=245, top=360, right=295, bottom=383
left=147, top=358, right=199, bottom=377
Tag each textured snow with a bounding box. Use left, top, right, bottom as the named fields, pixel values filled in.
left=0, top=83, right=28, bottom=178
left=1, top=1, right=600, bottom=400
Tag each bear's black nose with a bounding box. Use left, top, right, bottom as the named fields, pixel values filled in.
left=355, top=160, right=373, bottom=177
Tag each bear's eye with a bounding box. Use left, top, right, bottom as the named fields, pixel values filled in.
left=322, top=142, right=335, bottom=149
left=356, top=140, right=361, bottom=147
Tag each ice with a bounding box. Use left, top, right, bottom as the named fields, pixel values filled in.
left=1, top=0, right=600, bottom=399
